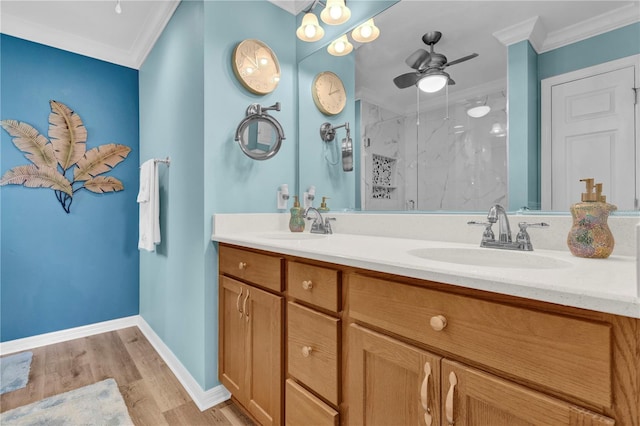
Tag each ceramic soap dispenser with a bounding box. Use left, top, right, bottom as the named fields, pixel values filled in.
left=567, top=178, right=617, bottom=258
left=289, top=196, right=305, bottom=232
left=318, top=196, right=330, bottom=213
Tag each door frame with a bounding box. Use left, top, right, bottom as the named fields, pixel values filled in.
left=540, top=54, right=640, bottom=210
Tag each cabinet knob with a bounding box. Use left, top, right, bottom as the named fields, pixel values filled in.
left=430, top=315, right=447, bottom=331
left=302, top=280, right=313, bottom=290
left=301, top=346, right=313, bottom=357
left=238, top=261, right=247, bottom=270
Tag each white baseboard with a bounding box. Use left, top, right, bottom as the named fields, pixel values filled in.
left=136, top=317, right=231, bottom=411
left=0, top=316, right=139, bottom=355
left=0, top=315, right=230, bottom=412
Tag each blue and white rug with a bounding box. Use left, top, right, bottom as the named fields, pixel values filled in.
left=0, top=378, right=134, bottom=426
left=0, top=351, right=33, bottom=395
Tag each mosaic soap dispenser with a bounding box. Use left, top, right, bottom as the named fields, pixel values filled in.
left=289, top=196, right=305, bottom=233
left=567, top=178, right=617, bottom=258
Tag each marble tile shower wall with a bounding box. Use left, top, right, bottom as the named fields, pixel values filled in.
left=362, top=91, right=508, bottom=211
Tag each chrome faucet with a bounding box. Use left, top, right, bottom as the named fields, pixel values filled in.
left=488, top=204, right=512, bottom=243
left=468, top=204, right=549, bottom=251
left=303, top=207, right=335, bottom=234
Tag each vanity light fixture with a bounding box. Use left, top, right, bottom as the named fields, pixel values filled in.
left=115, top=0, right=122, bottom=14
left=351, top=19, right=379, bottom=43
left=327, top=35, right=353, bottom=56
left=467, top=97, right=491, bottom=118
left=417, top=70, right=449, bottom=93
left=321, top=0, right=351, bottom=25
left=296, top=12, right=325, bottom=42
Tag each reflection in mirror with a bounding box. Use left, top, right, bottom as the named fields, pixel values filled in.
left=298, top=1, right=639, bottom=213
left=235, top=102, right=285, bottom=161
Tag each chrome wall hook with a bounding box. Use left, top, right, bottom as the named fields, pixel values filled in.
left=320, top=121, right=349, bottom=143
left=319, top=122, right=352, bottom=172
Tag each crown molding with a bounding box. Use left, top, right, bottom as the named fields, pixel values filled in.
left=0, top=1, right=179, bottom=69
left=493, top=4, right=639, bottom=54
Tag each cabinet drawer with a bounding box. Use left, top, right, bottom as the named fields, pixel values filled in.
left=287, top=302, right=340, bottom=406
left=219, top=245, right=282, bottom=292
left=285, top=379, right=338, bottom=426
left=287, top=261, right=340, bottom=312
left=348, top=273, right=612, bottom=408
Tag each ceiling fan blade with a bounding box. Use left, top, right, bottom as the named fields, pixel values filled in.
left=405, top=49, right=430, bottom=70
left=444, top=53, right=478, bottom=67
left=393, top=72, right=421, bottom=89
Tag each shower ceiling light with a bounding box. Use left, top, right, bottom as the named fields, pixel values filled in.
left=467, top=98, right=491, bottom=118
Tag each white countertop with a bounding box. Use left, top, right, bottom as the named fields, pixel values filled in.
left=211, top=213, right=639, bottom=319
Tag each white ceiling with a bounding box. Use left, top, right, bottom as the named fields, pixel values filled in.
left=0, top=0, right=179, bottom=69
left=0, top=0, right=637, bottom=113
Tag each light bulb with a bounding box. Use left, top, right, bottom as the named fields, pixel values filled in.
left=304, top=24, right=316, bottom=39
left=245, top=67, right=254, bottom=75
left=329, top=5, right=342, bottom=20
left=334, top=41, right=345, bottom=53
left=360, top=25, right=372, bottom=38
left=418, top=74, right=448, bottom=93
left=115, top=0, right=122, bottom=14
left=259, top=58, right=268, bottom=66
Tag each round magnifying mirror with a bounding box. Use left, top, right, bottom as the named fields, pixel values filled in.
left=236, top=116, right=283, bottom=160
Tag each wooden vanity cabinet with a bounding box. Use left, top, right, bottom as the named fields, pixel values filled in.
left=218, top=246, right=284, bottom=426
left=218, top=244, right=639, bottom=426
left=285, top=260, right=342, bottom=426
left=345, top=272, right=626, bottom=426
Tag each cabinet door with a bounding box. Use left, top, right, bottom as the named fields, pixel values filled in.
left=219, top=276, right=246, bottom=398
left=245, top=284, right=283, bottom=426
left=348, top=324, right=442, bottom=426
left=441, top=359, right=614, bottom=426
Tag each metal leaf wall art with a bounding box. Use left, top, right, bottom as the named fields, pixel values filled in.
left=1, top=100, right=131, bottom=213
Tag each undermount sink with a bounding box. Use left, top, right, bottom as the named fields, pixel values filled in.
left=259, top=232, right=327, bottom=241
left=408, top=247, right=573, bottom=269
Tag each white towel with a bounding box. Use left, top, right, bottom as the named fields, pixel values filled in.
left=138, top=159, right=161, bottom=252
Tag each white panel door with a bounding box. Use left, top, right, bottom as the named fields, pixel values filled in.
left=541, top=57, right=638, bottom=211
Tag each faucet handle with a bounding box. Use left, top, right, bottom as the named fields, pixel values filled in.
left=468, top=221, right=494, bottom=241
left=324, top=217, right=336, bottom=234
left=516, top=222, right=549, bottom=250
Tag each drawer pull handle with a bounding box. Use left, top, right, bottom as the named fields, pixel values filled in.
left=236, top=288, right=243, bottom=318
left=238, top=261, right=247, bottom=270
left=420, top=362, right=432, bottom=426
left=445, top=371, right=457, bottom=425
left=301, top=346, right=313, bottom=357
left=302, top=280, right=313, bottom=290
left=243, top=289, right=250, bottom=322
left=430, top=315, right=447, bottom=331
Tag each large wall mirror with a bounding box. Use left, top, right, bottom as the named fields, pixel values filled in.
left=297, top=0, right=639, bottom=214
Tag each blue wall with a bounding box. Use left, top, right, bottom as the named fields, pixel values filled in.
left=298, top=49, right=356, bottom=210
left=139, top=0, right=296, bottom=390
left=0, top=35, right=140, bottom=341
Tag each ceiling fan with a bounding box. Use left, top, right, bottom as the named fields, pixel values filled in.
left=393, top=31, right=478, bottom=93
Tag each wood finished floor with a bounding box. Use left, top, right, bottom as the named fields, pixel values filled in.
left=0, top=327, right=255, bottom=426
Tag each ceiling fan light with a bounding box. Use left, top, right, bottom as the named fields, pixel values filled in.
left=297, top=13, right=325, bottom=42
left=351, top=19, right=380, bottom=43
left=328, top=35, right=353, bottom=56
left=467, top=105, right=491, bottom=118
left=321, top=0, right=351, bottom=25
left=417, top=73, right=448, bottom=93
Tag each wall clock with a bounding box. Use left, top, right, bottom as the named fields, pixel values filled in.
left=312, top=71, right=346, bottom=116
left=232, top=39, right=281, bottom=95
